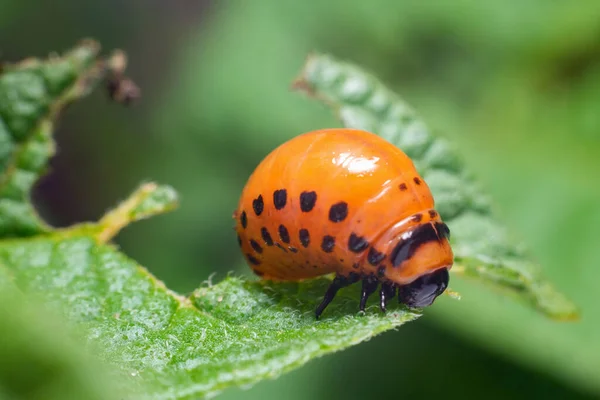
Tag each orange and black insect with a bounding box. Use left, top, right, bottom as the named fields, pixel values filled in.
left=234, top=128, right=454, bottom=318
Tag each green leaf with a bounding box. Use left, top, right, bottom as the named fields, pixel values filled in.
left=292, top=53, right=579, bottom=320
left=0, top=40, right=111, bottom=238
left=1, top=233, right=420, bottom=398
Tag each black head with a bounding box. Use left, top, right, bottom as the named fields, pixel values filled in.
left=397, top=267, right=449, bottom=308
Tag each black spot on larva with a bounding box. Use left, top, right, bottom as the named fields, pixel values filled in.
left=312, top=265, right=319, bottom=269
left=411, top=213, right=423, bottom=223
left=348, top=233, right=369, bottom=253
left=273, top=189, right=287, bottom=210
left=252, top=195, right=264, bottom=216
left=246, top=253, right=261, bottom=265
left=399, top=183, right=408, bottom=191
left=289, top=246, right=298, bottom=253
left=275, top=242, right=288, bottom=252
left=352, top=262, right=360, bottom=269
left=299, top=228, right=310, bottom=247
left=261, top=227, right=273, bottom=246
left=368, top=248, right=386, bottom=266
left=429, top=210, right=437, bottom=219
left=240, top=211, right=248, bottom=228
left=390, top=223, right=442, bottom=267
left=254, top=269, right=265, bottom=277
left=413, top=177, right=422, bottom=185
left=278, top=224, right=290, bottom=243
left=237, top=234, right=242, bottom=247
left=300, top=191, right=317, bottom=212
left=437, top=222, right=451, bottom=239
left=321, top=235, right=335, bottom=252
left=250, top=239, right=263, bottom=254
left=328, top=202, right=348, bottom=222
left=377, top=265, right=386, bottom=277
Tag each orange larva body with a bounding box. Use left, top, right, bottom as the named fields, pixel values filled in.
left=234, top=128, right=454, bottom=318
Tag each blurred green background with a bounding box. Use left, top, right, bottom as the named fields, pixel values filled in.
left=2, top=1, right=600, bottom=399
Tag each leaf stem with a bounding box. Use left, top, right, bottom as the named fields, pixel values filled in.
left=97, top=182, right=179, bottom=242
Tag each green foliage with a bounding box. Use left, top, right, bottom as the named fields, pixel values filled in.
left=0, top=39, right=582, bottom=400
left=0, top=41, right=135, bottom=239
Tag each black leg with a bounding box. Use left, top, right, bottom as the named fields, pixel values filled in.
left=379, top=282, right=396, bottom=313
left=315, top=273, right=360, bottom=319
left=359, top=276, right=378, bottom=312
